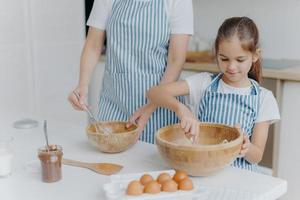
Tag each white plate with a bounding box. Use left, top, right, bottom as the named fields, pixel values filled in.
left=103, top=170, right=209, bottom=200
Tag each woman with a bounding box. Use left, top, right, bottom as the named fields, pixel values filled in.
left=68, top=0, right=193, bottom=144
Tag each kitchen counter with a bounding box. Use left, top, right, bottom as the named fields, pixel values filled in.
left=0, top=115, right=287, bottom=200
left=184, top=59, right=300, bottom=82
left=100, top=55, right=300, bottom=81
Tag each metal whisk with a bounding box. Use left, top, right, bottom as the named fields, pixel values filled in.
left=73, top=91, right=111, bottom=135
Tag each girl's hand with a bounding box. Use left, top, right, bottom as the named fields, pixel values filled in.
left=68, top=86, right=89, bottom=111
left=128, top=103, right=157, bottom=136
left=234, top=124, right=251, bottom=157
left=240, top=133, right=251, bottom=157
left=177, top=104, right=200, bottom=141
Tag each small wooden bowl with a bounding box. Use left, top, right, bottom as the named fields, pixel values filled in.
left=156, top=123, right=243, bottom=176
left=86, top=121, right=139, bottom=153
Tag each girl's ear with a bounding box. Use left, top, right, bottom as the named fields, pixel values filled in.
left=252, top=48, right=261, bottom=63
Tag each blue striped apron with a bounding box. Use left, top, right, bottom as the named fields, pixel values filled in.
left=198, top=73, right=260, bottom=171
left=98, top=0, right=180, bottom=144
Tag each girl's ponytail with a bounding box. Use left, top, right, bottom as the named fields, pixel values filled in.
left=248, top=59, right=262, bottom=83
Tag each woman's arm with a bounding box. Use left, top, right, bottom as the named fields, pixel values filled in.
left=79, top=27, right=105, bottom=89
left=160, top=34, right=190, bottom=83
left=143, top=34, right=190, bottom=111
left=243, top=121, right=270, bottom=164
left=129, top=34, right=191, bottom=132
left=68, top=27, right=105, bottom=110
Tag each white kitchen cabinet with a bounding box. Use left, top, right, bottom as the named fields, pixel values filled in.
left=276, top=81, right=300, bottom=199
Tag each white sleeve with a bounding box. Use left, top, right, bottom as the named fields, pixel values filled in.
left=184, top=72, right=212, bottom=117
left=255, top=88, right=280, bottom=124
left=170, top=0, right=194, bottom=35
left=86, top=0, right=112, bottom=30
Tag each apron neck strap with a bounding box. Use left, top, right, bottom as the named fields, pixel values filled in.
left=209, top=73, right=260, bottom=95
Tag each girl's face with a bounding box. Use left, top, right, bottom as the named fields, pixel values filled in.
left=217, top=34, right=260, bottom=87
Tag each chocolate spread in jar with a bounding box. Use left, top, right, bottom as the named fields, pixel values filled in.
left=38, top=145, right=63, bottom=183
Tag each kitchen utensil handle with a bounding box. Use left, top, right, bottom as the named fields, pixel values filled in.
left=62, top=158, right=89, bottom=168
left=83, top=104, right=97, bottom=122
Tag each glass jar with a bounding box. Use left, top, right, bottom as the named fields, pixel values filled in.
left=38, top=145, right=63, bottom=183
left=0, top=136, right=14, bottom=177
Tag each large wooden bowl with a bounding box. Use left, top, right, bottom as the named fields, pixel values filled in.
left=86, top=121, right=138, bottom=153
left=156, top=123, right=243, bottom=176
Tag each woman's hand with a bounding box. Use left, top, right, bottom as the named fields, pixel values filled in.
left=176, top=104, right=200, bottom=141
left=128, top=103, right=157, bottom=136
left=68, top=86, right=89, bottom=111
left=240, top=133, right=251, bottom=157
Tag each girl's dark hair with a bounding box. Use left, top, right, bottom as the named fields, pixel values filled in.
left=214, top=17, right=262, bottom=83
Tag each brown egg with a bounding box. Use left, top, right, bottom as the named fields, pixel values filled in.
left=157, top=172, right=171, bottom=184
left=178, top=177, right=194, bottom=191
left=140, top=174, right=154, bottom=185
left=161, top=179, right=178, bottom=192
left=173, top=170, right=188, bottom=183
left=144, top=181, right=161, bottom=194
left=126, top=180, right=144, bottom=196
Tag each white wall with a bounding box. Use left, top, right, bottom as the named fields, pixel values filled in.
left=0, top=0, right=33, bottom=115
left=0, top=0, right=87, bottom=125
left=192, top=0, right=300, bottom=60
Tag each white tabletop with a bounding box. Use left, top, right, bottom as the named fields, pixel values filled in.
left=0, top=117, right=287, bottom=200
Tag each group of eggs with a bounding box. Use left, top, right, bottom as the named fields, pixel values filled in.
left=126, top=171, right=194, bottom=196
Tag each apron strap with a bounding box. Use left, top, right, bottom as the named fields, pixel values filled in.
left=209, top=73, right=223, bottom=92
left=250, top=79, right=261, bottom=95
left=209, top=73, right=261, bottom=96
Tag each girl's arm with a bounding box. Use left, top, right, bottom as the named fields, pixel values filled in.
left=137, top=34, right=190, bottom=111
left=146, top=81, right=189, bottom=115
left=147, top=81, right=199, bottom=136
left=68, top=27, right=105, bottom=110
left=243, top=121, right=270, bottom=164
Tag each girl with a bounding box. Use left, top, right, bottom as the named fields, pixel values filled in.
left=68, top=0, right=193, bottom=144
left=147, top=17, right=280, bottom=171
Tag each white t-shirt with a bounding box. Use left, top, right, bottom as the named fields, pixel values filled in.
left=87, top=0, right=194, bottom=35
left=185, top=72, right=280, bottom=124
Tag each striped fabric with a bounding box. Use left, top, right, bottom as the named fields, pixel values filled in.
left=98, top=0, right=180, bottom=144
left=198, top=73, right=260, bottom=171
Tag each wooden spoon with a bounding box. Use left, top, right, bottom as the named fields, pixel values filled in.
left=62, top=158, right=123, bottom=175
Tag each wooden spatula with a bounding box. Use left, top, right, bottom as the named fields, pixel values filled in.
left=62, top=158, right=123, bottom=175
